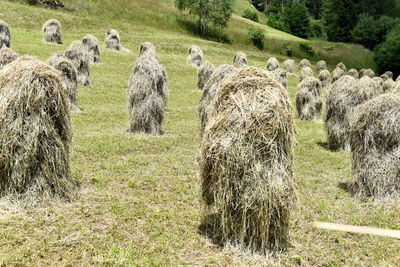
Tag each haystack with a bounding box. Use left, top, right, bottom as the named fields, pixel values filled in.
left=0, top=56, right=75, bottom=204
left=359, top=76, right=382, bottom=96
left=372, top=77, right=384, bottom=94
left=128, top=52, right=168, bottom=135
left=187, top=45, right=203, bottom=68
left=350, top=93, right=400, bottom=199
left=296, top=77, right=322, bottom=121
left=266, top=57, right=279, bottom=71
left=336, top=62, right=347, bottom=72
left=200, top=66, right=296, bottom=253
left=283, top=59, right=295, bottom=74
left=198, top=64, right=237, bottom=135
left=82, top=34, right=100, bottom=63
left=0, top=46, right=19, bottom=69
left=380, top=74, right=389, bottom=81
left=383, top=78, right=395, bottom=93
left=392, top=81, right=400, bottom=93
left=360, top=68, right=375, bottom=78
left=325, top=75, right=375, bottom=151
left=384, top=71, right=393, bottom=79
left=47, top=52, right=79, bottom=111
left=299, top=59, right=311, bottom=70
left=65, top=41, right=91, bottom=86
left=42, top=19, right=62, bottom=44
left=316, top=60, right=327, bottom=75
left=331, top=67, right=345, bottom=83
left=318, top=69, right=331, bottom=90
left=268, top=68, right=287, bottom=89
left=299, top=66, right=313, bottom=83
left=105, top=29, right=130, bottom=53
left=347, top=68, right=359, bottom=79
left=197, top=61, right=215, bottom=91
left=396, top=75, right=400, bottom=82
left=139, top=42, right=156, bottom=57
left=0, top=20, right=11, bottom=48
left=233, top=52, right=247, bottom=68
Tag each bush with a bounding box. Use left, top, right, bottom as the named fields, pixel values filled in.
left=374, top=31, right=400, bottom=77
left=26, top=0, right=64, bottom=8
left=299, top=42, right=315, bottom=56
left=283, top=43, right=293, bottom=57
left=248, top=28, right=265, bottom=50
left=267, top=14, right=289, bottom=33
left=243, top=8, right=258, bottom=22
left=281, top=1, right=311, bottom=38
left=310, top=20, right=326, bottom=39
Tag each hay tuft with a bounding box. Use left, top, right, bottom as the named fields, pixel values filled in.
left=0, top=20, right=11, bottom=48
left=296, top=77, right=322, bottom=121
left=350, top=93, right=400, bottom=200
left=283, top=59, right=295, bottom=74
left=47, top=52, right=79, bottom=111
left=268, top=68, right=287, bottom=89
left=347, top=68, right=359, bottom=79
left=139, top=42, right=156, bottom=57
left=65, top=41, right=91, bottom=86
left=316, top=60, right=327, bottom=75
left=336, top=62, right=347, bottom=72
left=266, top=57, right=279, bottom=71
left=331, top=67, right=345, bottom=84
left=200, top=66, right=296, bottom=253
left=187, top=45, right=203, bottom=68
left=0, top=46, right=19, bottom=70
left=82, top=34, right=100, bottom=64
left=299, top=59, right=311, bottom=70
left=360, top=68, right=375, bottom=78
left=128, top=47, right=168, bottom=135
left=318, top=69, right=331, bottom=90
left=198, top=64, right=237, bottom=135
left=0, top=56, right=75, bottom=205
left=299, top=66, right=313, bottom=83
left=42, top=19, right=62, bottom=44
left=197, top=60, right=215, bottom=91
left=383, top=78, right=395, bottom=93
left=384, top=71, right=393, bottom=79
left=233, top=52, right=247, bottom=68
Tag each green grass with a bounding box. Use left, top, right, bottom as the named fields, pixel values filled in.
left=0, top=0, right=398, bottom=265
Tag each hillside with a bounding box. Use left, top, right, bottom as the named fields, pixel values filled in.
left=0, top=0, right=398, bottom=266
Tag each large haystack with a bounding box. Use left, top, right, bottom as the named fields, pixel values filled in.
left=47, top=52, right=79, bottom=111
left=268, top=68, right=287, bottom=89
left=42, top=19, right=62, bottom=44
left=128, top=51, right=168, bottom=135
left=350, top=94, right=400, bottom=199
left=139, top=42, right=156, bottom=57
left=383, top=78, right=395, bottom=93
left=197, top=61, right=215, bottom=91
left=336, top=62, right=346, bottom=72
left=82, top=34, right=100, bottom=64
left=233, top=52, right=247, bottom=68
left=347, top=68, right=359, bottom=79
left=187, top=45, right=203, bottom=68
left=198, top=64, right=237, bottom=135
left=296, top=77, right=322, bottom=121
left=0, top=56, right=75, bottom=204
left=299, top=66, right=313, bottom=83
left=266, top=57, right=279, bottom=71
left=360, top=68, right=375, bottom=78
left=331, top=67, right=345, bottom=84
left=384, top=71, right=393, bottom=79
left=299, top=59, right=311, bottom=70
left=0, top=46, right=19, bottom=69
left=65, top=41, right=91, bottom=86
left=283, top=59, right=295, bottom=74
left=200, top=66, right=296, bottom=253
left=0, top=20, right=11, bottom=48
left=316, top=60, right=327, bottom=75
left=318, top=69, right=331, bottom=90
left=325, top=75, right=375, bottom=151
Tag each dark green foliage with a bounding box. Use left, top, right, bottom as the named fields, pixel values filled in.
left=356, top=0, right=399, bottom=18
left=305, top=0, right=324, bottom=19
left=299, top=42, right=315, bottom=56
left=248, top=28, right=265, bottom=50
left=324, top=0, right=357, bottom=42
left=176, top=18, right=232, bottom=44
left=267, top=14, right=289, bottom=33
left=251, top=0, right=267, bottom=12
left=284, top=43, right=293, bottom=56
left=242, top=8, right=258, bottom=22
left=309, top=20, right=326, bottom=39
left=26, top=0, right=64, bottom=8
left=374, top=30, right=400, bottom=77
left=281, top=1, right=311, bottom=38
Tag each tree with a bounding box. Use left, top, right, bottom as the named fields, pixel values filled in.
left=374, top=29, right=400, bottom=77
left=305, top=0, right=324, bottom=19
left=324, top=0, right=357, bottom=42
left=281, top=1, right=311, bottom=38
left=174, top=0, right=234, bottom=36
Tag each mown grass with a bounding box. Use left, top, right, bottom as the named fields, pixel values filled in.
left=0, top=0, right=398, bottom=265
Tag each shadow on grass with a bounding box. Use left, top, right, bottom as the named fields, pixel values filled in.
left=338, top=181, right=354, bottom=194
left=198, top=213, right=224, bottom=247
left=317, top=141, right=330, bottom=150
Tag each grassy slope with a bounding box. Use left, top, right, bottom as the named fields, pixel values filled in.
left=0, top=0, right=398, bottom=266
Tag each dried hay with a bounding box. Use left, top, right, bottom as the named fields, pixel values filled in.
left=383, top=78, right=395, bottom=93
left=0, top=20, right=11, bottom=48
left=316, top=60, right=327, bottom=75
left=197, top=60, right=215, bottom=91
left=331, top=67, right=345, bottom=84
left=0, top=56, right=75, bottom=205
left=200, top=66, right=296, bottom=253
left=127, top=52, right=168, bottom=135
left=65, top=41, right=91, bottom=86
left=266, top=57, right=279, bottom=71
left=347, top=68, right=359, bottom=79
left=299, top=59, right=311, bottom=70
left=0, top=46, right=19, bottom=70
left=360, top=68, right=375, bottom=78
left=82, top=34, right=100, bottom=64
left=198, top=64, right=237, bottom=135
left=268, top=68, right=287, bottom=89
left=384, top=71, right=393, bottom=79
left=299, top=66, right=313, bottom=83
left=233, top=52, right=247, bottom=68
left=139, top=42, right=156, bottom=57
left=296, top=77, right=322, bottom=121
left=336, top=62, right=346, bottom=72
left=350, top=93, right=400, bottom=200
left=372, top=77, right=384, bottom=94
left=392, top=81, right=400, bottom=93
left=397, top=75, right=400, bottom=82
left=187, top=45, right=203, bottom=68
left=47, top=52, right=79, bottom=111
left=318, top=69, right=331, bottom=90
left=105, top=29, right=130, bottom=53
left=42, top=19, right=62, bottom=44
left=380, top=74, right=389, bottom=82
left=283, top=59, right=295, bottom=74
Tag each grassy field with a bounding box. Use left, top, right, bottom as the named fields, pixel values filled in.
left=0, top=0, right=399, bottom=265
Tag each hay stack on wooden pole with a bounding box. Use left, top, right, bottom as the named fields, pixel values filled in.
left=372, top=77, right=384, bottom=94
left=0, top=46, right=18, bottom=70
left=299, top=66, right=313, bottom=83
left=139, top=42, right=156, bottom=57
left=82, top=34, right=100, bottom=64
left=347, top=68, right=359, bottom=79
left=283, top=59, right=295, bottom=74
left=319, top=69, right=331, bottom=90
left=299, top=59, right=311, bottom=70
left=105, top=29, right=130, bottom=53
left=360, top=68, right=375, bottom=78
left=42, top=19, right=62, bottom=44
left=0, top=56, right=75, bottom=204
left=268, top=68, right=287, bottom=89
left=65, top=41, right=91, bottom=86
left=384, top=71, right=393, bottom=79
left=350, top=94, right=400, bottom=200
left=0, top=20, right=11, bottom=48
left=128, top=46, right=168, bottom=135
left=383, top=78, right=395, bottom=93
left=331, top=67, right=345, bottom=83
left=187, top=45, right=203, bottom=68
left=266, top=57, right=279, bottom=71
left=380, top=74, right=389, bottom=81
left=47, top=52, right=79, bottom=111
left=296, top=77, right=322, bottom=121
left=316, top=60, right=327, bottom=75
left=336, top=62, right=347, bottom=72
left=233, top=52, right=247, bottom=68
left=197, top=61, right=215, bottom=91
left=200, top=66, right=296, bottom=253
